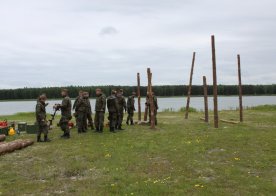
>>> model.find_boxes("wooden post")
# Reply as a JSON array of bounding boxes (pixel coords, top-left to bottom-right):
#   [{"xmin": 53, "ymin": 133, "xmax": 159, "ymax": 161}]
[
  {"xmin": 203, "ymin": 76, "xmax": 209, "ymax": 123},
  {"xmin": 237, "ymin": 54, "xmax": 243, "ymax": 122},
  {"xmin": 185, "ymin": 52, "xmax": 196, "ymax": 119},
  {"xmin": 211, "ymin": 35, "xmax": 219, "ymax": 128},
  {"xmin": 147, "ymin": 68, "xmax": 155, "ymax": 129},
  {"xmin": 144, "ymin": 75, "xmax": 149, "ymax": 121},
  {"xmin": 137, "ymin": 73, "xmax": 141, "ymax": 121}
]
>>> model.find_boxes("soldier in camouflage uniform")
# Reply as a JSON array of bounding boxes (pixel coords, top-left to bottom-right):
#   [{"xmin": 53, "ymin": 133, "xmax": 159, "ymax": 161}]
[
  {"xmin": 55, "ymin": 89, "xmax": 72, "ymax": 139},
  {"xmin": 146, "ymin": 92, "xmax": 159, "ymax": 125},
  {"xmin": 83, "ymin": 92, "xmax": 94, "ymax": 130},
  {"xmin": 116, "ymin": 89, "xmax": 126, "ymax": 130},
  {"xmin": 107, "ymin": 90, "xmax": 119, "ymax": 133},
  {"xmin": 35, "ymin": 94, "xmax": 51, "ymax": 142},
  {"xmin": 94, "ymin": 88, "xmax": 106, "ymax": 133},
  {"xmin": 73, "ymin": 90, "xmax": 83, "ymax": 128},
  {"xmin": 74, "ymin": 92, "xmax": 87, "ymax": 133},
  {"xmin": 126, "ymin": 92, "xmax": 136, "ymax": 125}
]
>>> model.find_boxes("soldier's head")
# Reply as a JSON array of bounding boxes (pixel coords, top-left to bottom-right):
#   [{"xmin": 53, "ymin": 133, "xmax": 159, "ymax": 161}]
[
  {"xmin": 119, "ymin": 89, "xmax": 124, "ymax": 95},
  {"xmin": 39, "ymin": 94, "xmax": 47, "ymax": 103},
  {"xmin": 96, "ymin": 88, "xmax": 102, "ymax": 96},
  {"xmin": 111, "ymin": 90, "xmax": 116, "ymax": 95},
  {"xmin": 132, "ymin": 92, "xmax": 136, "ymax": 97},
  {"xmin": 83, "ymin": 92, "xmax": 89, "ymax": 98},
  {"xmin": 61, "ymin": 89, "xmax": 68, "ymax": 97},
  {"xmin": 79, "ymin": 90, "xmax": 83, "ymax": 97}
]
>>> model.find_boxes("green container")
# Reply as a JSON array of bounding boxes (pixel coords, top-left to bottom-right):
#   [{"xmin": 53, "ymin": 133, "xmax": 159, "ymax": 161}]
[
  {"xmin": 26, "ymin": 124, "xmax": 39, "ymax": 134},
  {"xmin": 18, "ymin": 122, "xmax": 27, "ymax": 133},
  {"xmin": 0, "ymin": 126, "xmax": 9, "ymax": 135}
]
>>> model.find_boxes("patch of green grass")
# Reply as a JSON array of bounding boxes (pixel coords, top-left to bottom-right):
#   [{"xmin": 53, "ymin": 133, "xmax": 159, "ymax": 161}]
[{"xmin": 0, "ymin": 106, "xmax": 276, "ymax": 195}]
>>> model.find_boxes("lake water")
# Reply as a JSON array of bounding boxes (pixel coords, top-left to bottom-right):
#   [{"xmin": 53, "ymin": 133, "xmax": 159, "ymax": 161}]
[{"xmin": 0, "ymin": 96, "xmax": 275, "ymax": 116}]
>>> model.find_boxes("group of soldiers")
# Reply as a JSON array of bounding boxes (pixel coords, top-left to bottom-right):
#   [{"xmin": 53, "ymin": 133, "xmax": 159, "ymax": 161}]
[{"xmin": 35, "ymin": 88, "xmax": 158, "ymax": 142}]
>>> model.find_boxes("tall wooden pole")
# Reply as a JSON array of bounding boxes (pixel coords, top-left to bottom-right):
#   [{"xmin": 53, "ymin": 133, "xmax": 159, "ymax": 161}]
[
  {"xmin": 147, "ymin": 68, "xmax": 155, "ymax": 129},
  {"xmin": 211, "ymin": 35, "xmax": 219, "ymax": 128},
  {"xmin": 203, "ymin": 76, "xmax": 209, "ymax": 123},
  {"xmin": 185, "ymin": 52, "xmax": 196, "ymax": 119},
  {"xmin": 237, "ymin": 54, "xmax": 243, "ymax": 122},
  {"xmin": 144, "ymin": 74, "xmax": 149, "ymax": 121},
  {"xmin": 137, "ymin": 73, "xmax": 141, "ymax": 121}
]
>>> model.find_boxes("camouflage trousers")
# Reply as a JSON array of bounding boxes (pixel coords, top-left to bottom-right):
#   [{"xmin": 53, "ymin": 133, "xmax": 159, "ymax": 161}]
[
  {"xmin": 85, "ymin": 113, "xmax": 94, "ymax": 130},
  {"xmin": 59, "ymin": 116, "xmax": 70, "ymax": 135},
  {"xmin": 108, "ymin": 112, "xmax": 117, "ymax": 129},
  {"xmin": 117, "ymin": 111, "xmax": 124, "ymax": 127},
  {"xmin": 77, "ymin": 112, "xmax": 87, "ymax": 133},
  {"xmin": 127, "ymin": 109, "xmax": 134, "ymax": 124},
  {"xmin": 37, "ymin": 124, "xmax": 48, "ymax": 137},
  {"xmin": 94, "ymin": 111, "xmax": 105, "ymax": 129}
]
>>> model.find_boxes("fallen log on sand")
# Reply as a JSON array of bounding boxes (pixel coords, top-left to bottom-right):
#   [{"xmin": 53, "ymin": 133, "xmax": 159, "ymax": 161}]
[
  {"xmin": 0, "ymin": 134, "xmax": 6, "ymax": 142},
  {"xmin": 0, "ymin": 139, "xmax": 34, "ymax": 155}
]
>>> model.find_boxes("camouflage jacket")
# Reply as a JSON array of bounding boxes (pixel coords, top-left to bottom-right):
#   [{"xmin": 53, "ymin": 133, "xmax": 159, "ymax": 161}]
[
  {"xmin": 36, "ymin": 101, "xmax": 47, "ymax": 125},
  {"xmin": 127, "ymin": 96, "xmax": 135, "ymax": 110},
  {"xmin": 75, "ymin": 97, "xmax": 87, "ymax": 113},
  {"xmin": 73, "ymin": 96, "xmax": 81, "ymax": 111},
  {"xmin": 95, "ymin": 94, "xmax": 106, "ymax": 112},
  {"xmin": 146, "ymin": 95, "xmax": 158, "ymax": 110},
  {"xmin": 117, "ymin": 94, "xmax": 126, "ymax": 112},
  {"xmin": 60, "ymin": 96, "xmax": 72, "ymax": 117},
  {"xmin": 107, "ymin": 95, "xmax": 119, "ymax": 113},
  {"xmin": 85, "ymin": 98, "xmax": 92, "ymax": 114}
]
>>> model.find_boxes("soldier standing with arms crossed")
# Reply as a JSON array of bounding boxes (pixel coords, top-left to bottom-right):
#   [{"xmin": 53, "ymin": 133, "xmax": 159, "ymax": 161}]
[
  {"xmin": 94, "ymin": 88, "xmax": 106, "ymax": 133},
  {"xmin": 126, "ymin": 92, "xmax": 136, "ymax": 125},
  {"xmin": 54, "ymin": 89, "xmax": 72, "ymax": 139},
  {"xmin": 36, "ymin": 94, "xmax": 51, "ymax": 142},
  {"xmin": 116, "ymin": 89, "xmax": 126, "ymax": 130},
  {"xmin": 107, "ymin": 90, "xmax": 119, "ymax": 133}
]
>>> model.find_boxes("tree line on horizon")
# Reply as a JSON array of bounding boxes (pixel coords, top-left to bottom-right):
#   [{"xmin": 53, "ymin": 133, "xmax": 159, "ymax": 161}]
[{"xmin": 0, "ymin": 84, "xmax": 275, "ymax": 100}]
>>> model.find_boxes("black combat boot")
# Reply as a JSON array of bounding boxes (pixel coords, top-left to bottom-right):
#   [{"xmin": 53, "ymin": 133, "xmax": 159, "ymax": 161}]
[
  {"xmin": 37, "ymin": 135, "xmax": 42, "ymax": 142},
  {"xmin": 118, "ymin": 125, "xmax": 124, "ymax": 130},
  {"xmin": 60, "ymin": 132, "xmax": 66, "ymax": 138},
  {"xmin": 110, "ymin": 127, "xmax": 116, "ymax": 133},
  {"xmin": 65, "ymin": 132, "xmax": 70, "ymax": 139},
  {"xmin": 99, "ymin": 127, "xmax": 103, "ymax": 133},
  {"xmin": 130, "ymin": 120, "xmax": 134, "ymax": 125},
  {"xmin": 44, "ymin": 135, "xmax": 51, "ymax": 142}
]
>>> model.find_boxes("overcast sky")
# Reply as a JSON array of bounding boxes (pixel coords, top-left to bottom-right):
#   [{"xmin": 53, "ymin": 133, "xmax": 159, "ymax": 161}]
[{"xmin": 0, "ymin": 0, "xmax": 275, "ymax": 89}]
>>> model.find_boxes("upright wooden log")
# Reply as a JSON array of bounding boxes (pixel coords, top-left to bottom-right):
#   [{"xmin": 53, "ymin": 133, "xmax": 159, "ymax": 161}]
[
  {"xmin": 147, "ymin": 68, "xmax": 155, "ymax": 129},
  {"xmin": 185, "ymin": 52, "xmax": 196, "ymax": 119},
  {"xmin": 203, "ymin": 76, "xmax": 209, "ymax": 123},
  {"xmin": 237, "ymin": 54, "xmax": 243, "ymax": 122},
  {"xmin": 137, "ymin": 73, "xmax": 142, "ymax": 121},
  {"xmin": 211, "ymin": 35, "xmax": 219, "ymax": 128},
  {"xmin": 144, "ymin": 80, "xmax": 149, "ymax": 122}
]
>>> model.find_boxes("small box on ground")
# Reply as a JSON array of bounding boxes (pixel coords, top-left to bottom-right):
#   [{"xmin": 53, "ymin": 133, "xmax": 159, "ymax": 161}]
[
  {"xmin": 0, "ymin": 126, "xmax": 9, "ymax": 135},
  {"xmin": 18, "ymin": 122, "xmax": 27, "ymax": 133},
  {"xmin": 26, "ymin": 124, "xmax": 39, "ymax": 134}
]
